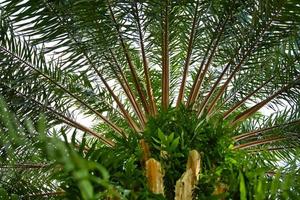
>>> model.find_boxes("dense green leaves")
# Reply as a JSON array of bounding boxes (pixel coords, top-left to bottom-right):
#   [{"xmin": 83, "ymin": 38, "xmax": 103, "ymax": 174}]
[{"xmin": 0, "ymin": 0, "xmax": 300, "ymax": 199}]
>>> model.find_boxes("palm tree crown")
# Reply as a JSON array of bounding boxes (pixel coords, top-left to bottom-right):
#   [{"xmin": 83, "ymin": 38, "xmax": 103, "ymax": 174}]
[{"xmin": 0, "ymin": 0, "xmax": 299, "ymax": 199}]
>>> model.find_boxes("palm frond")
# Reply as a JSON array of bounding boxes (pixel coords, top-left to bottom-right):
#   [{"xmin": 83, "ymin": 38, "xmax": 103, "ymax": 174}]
[{"xmin": 1, "ymin": 0, "xmax": 300, "ymax": 198}]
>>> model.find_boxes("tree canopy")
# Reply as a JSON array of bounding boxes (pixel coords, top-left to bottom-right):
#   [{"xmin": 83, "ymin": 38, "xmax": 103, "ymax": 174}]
[{"xmin": 0, "ymin": 0, "xmax": 299, "ymax": 199}]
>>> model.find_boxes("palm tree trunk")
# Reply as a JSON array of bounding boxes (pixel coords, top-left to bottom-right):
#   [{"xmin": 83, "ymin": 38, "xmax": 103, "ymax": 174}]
[
  {"xmin": 175, "ymin": 150, "xmax": 201, "ymax": 200},
  {"xmin": 145, "ymin": 158, "xmax": 165, "ymax": 195}
]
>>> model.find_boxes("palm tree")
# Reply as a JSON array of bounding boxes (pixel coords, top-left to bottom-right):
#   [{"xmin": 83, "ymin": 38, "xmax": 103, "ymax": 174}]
[{"xmin": 0, "ymin": 0, "xmax": 299, "ymax": 199}]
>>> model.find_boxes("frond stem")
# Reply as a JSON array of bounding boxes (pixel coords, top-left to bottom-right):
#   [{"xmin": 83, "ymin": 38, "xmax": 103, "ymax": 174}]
[
  {"xmin": 0, "ymin": 43, "xmax": 124, "ymax": 139},
  {"xmin": 223, "ymin": 76, "xmax": 274, "ymax": 119},
  {"xmin": 187, "ymin": 16, "xmax": 229, "ymax": 106},
  {"xmin": 206, "ymin": 21, "xmax": 273, "ymax": 115},
  {"xmin": 107, "ymin": 50, "xmax": 146, "ymax": 127},
  {"xmin": 234, "ymin": 136, "xmax": 286, "ymax": 149},
  {"xmin": 133, "ymin": 1, "xmax": 157, "ymax": 115},
  {"xmin": 5, "ymin": 85, "xmax": 116, "ymax": 146},
  {"xmin": 108, "ymin": 4, "xmax": 150, "ymax": 114},
  {"xmin": 232, "ymin": 76, "xmax": 300, "ymax": 125},
  {"xmin": 233, "ymin": 119, "xmax": 300, "ymax": 142},
  {"xmin": 161, "ymin": 0, "xmax": 170, "ymax": 110},
  {"xmin": 176, "ymin": 0, "xmax": 200, "ymax": 106}
]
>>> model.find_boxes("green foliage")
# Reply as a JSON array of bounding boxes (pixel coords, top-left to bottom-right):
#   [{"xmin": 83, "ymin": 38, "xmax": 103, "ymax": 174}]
[
  {"xmin": 0, "ymin": 98, "xmax": 114, "ymax": 199},
  {"xmin": 1, "ymin": 95, "xmax": 300, "ymax": 199},
  {"xmin": 141, "ymin": 106, "xmax": 232, "ymax": 198},
  {"xmin": 0, "ymin": 0, "xmax": 300, "ymax": 199},
  {"xmin": 145, "ymin": 105, "xmax": 234, "ymax": 164},
  {"xmin": 0, "ymin": 96, "xmax": 164, "ymax": 199},
  {"xmin": 45, "ymin": 134, "xmax": 113, "ymax": 200}
]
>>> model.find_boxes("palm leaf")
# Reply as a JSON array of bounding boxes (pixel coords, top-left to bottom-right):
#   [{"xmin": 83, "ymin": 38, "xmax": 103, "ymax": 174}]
[{"xmin": 1, "ymin": 0, "xmax": 300, "ymax": 199}]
